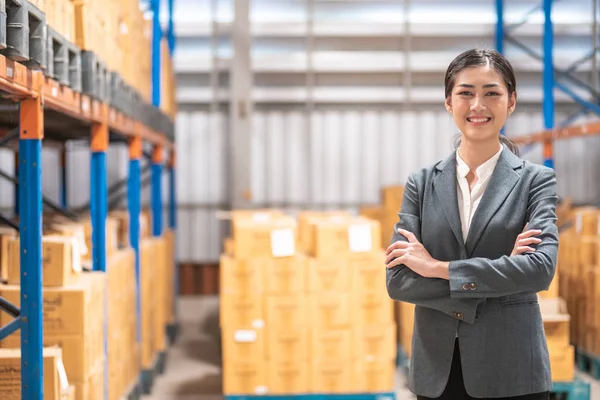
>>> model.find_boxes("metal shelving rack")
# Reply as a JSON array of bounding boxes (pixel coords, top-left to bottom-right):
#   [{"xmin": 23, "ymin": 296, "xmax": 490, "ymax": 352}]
[{"xmin": 0, "ymin": 0, "xmax": 178, "ymax": 398}]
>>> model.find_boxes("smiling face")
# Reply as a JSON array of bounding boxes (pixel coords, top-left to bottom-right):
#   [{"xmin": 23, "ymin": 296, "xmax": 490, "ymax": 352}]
[{"xmin": 445, "ymin": 65, "xmax": 516, "ymax": 145}]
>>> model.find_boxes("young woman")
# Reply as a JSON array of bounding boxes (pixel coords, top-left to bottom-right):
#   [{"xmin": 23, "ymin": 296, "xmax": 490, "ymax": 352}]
[{"xmin": 385, "ymin": 49, "xmax": 558, "ymax": 400}]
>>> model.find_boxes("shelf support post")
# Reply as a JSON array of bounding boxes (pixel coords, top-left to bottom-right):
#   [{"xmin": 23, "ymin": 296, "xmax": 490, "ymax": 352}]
[
  {"xmin": 151, "ymin": 143, "xmax": 163, "ymax": 237},
  {"xmin": 496, "ymin": 0, "xmax": 504, "ymax": 55},
  {"xmin": 60, "ymin": 146, "xmax": 67, "ymax": 209},
  {"xmin": 152, "ymin": 0, "xmax": 162, "ymax": 107},
  {"xmin": 128, "ymin": 130, "xmax": 142, "ymax": 356},
  {"xmin": 90, "ymin": 103, "xmax": 108, "ymax": 400},
  {"xmin": 543, "ymin": 0, "xmax": 555, "ymax": 169},
  {"xmin": 168, "ymin": 149, "xmax": 178, "ymax": 334},
  {"xmin": 19, "ymin": 75, "xmax": 44, "ymax": 400}
]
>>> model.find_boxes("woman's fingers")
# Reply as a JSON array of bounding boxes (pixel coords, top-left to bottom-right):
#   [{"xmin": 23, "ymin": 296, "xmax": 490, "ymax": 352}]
[
  {"xmin": 515, "ymin": 246, "xmax": 536, "ymax": 254},
  {"xmin": 518, "ymin": 229, "xmax": 542, "ymax": 240},
  {"xmin": 385, "ymin": 248, "xmax": 408, "ymax": 265},
  {"xmin": 518, "ymin": 237, "xmax": 542, "ymax": 246},
  {"xmin": 385, "ymin": 240, "xmax": 409, "ymax": 256}
]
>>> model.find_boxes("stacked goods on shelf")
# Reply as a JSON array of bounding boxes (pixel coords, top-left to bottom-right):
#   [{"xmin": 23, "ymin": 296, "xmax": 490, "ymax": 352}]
[
  {"xmin": 45, "ymin": 0, "xmax": 76, "ymax": 41},
  {"xmin": 558, "ymin": 206, "xmax": 600, "ymax": 354},
  {"xmin": 539, "ymin": 297, "xmax": 574, "ymax": 382},
  {"xmin": 0, "ymin": 347, "xmax": 76, "ymax": 399},
  {"xmin": 106, "ymin": 248, "xmax": 138, "ymax": 400},
  {"xmin": 160, "ymin": 37, "xmax": 176, "ymax": 119},
  {"xmin": 0, "ymin": 227, "xmax": 17, "ymax": 281},
  {"xmin": 0, "ymin": 230, "xmax": 106, "ymax": 400},
  {"xmin": 139, "ymin": 238, "xmax": 157, "ymax": 372},
  {"xmin": 164, "ymin": 228, "xmax": 176, "ymax": 325},
  {"xmin": 220, "ymin": 210, "xmax": 396, "ymax": 395},
  {"xmin": 73, "ymin": 0, "xmax": 108, "ymax": 59}
]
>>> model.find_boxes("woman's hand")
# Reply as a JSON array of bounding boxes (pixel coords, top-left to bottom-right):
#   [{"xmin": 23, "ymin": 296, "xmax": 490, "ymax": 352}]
[
  {"xmin": 511, "ymin": 228, "xmax": 542, "ymax": 256},
  {"xmin": 385, "ymin": 228, "xmax": 447, "ymax": 279}
]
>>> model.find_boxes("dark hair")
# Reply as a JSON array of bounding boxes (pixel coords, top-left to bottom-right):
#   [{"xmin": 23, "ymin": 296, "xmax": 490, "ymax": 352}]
[{"xmin": 445, "ymin": 49, "xmax": 520, "ymax": 156}]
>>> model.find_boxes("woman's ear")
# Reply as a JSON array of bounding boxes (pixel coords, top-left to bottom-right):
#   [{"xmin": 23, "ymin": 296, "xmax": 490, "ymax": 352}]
[
  {"xmin": 445, "ymin": 97, "xmax": 452, "ymax": 113},
  {"xmin": 508, "ymin": 91, "xmax": 517, "ymax": 115}
]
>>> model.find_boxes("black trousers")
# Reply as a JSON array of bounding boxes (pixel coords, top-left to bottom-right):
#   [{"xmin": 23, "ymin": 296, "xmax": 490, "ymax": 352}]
[{"xmin": 417, "ymin": 340, "xmax": 549, "ymax": 400}]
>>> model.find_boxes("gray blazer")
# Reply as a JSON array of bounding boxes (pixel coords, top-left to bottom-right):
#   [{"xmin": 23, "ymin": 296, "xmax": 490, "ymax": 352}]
[{"xmin": 386, "ymin": 147, "xmax": 558, "ymax": 398}]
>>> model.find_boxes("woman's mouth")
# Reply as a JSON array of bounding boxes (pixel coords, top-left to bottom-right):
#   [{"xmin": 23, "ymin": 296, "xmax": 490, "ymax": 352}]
[{"xmin": 466, "ymin": 117, "xmax": 492, "ymax": 125}]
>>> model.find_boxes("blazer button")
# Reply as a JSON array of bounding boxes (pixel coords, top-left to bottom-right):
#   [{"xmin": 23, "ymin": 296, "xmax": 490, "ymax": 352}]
[
  {"xmin": 456, "ymin": 312, "xmax": 464, "ymax": 320},
  {"xmin": 462, "ymin": 283, "xmax": 470, "ymax": 291},
  {"xmin": 470, "ymin": 283, "xmax": 477, "ymax": 290}
]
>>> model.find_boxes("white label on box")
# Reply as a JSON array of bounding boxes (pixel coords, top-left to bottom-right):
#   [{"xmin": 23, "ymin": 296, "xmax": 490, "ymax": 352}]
[
  {"xmin": 252, "ymin": 212, "xmax": 270, "ymax": 222},
  {"xmin": 6, "ymin": 67, "xmax": 13, "ymax": 78},
  {"xmin": 255, "ymin": 386, "xmax": 269, "ymax": 395},
  {"xmin": 328, "ymin": 215, "xmax": 346, "ymax": 224},
  {"xmin": 348, "ymin": 224, "xmax": 373, "ymax": 253},
  {"xmin": 51, "ymin": 87, "xmax": 58, "ymax": 97},
  {"xmin": 576, "ymin": 214, "xmax": 582, "ymax": 233},
  {"xmin": 252, "ymin": 319, "xmax": 264, "ymax": 329},
  {"xmin": 234, "ymin": 329, "xmax": 257, "ymax": 343},
  {"xmin": 76, "ymin": 227, "xmax": 88, "ymax": 256},
  {"xmin": 57, "ymin": 357, "xmax": 70, "ymax": 390},
  {"xmin": 271, "ymin": 229, "xmax": 295, "ymax": 257}
]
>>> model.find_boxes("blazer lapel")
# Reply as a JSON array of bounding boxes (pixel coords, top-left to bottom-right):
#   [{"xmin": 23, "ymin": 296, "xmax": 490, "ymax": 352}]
[
  {"xmin": 433, "ymin": 153, "xmax": 465, "ymax": 249},
  {"xmin": 465, "ymin": 148, "xmax": 522, "ymax": 256}
]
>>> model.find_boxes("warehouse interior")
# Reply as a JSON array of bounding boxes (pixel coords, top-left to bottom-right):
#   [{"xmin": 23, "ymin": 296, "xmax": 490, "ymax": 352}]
[{"xmin": 0, "ymin": 0, "xmax": 600, "ymax": 399}]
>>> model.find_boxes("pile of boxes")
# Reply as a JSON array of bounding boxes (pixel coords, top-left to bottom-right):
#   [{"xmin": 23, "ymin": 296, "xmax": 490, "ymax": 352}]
[{"xmin": 220, "ymin": 209, "xmax": 396, "ymax": 395}]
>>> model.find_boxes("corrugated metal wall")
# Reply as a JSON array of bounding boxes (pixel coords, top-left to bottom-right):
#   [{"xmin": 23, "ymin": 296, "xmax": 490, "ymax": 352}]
[{"xmin": 173, "ymin": 107, "xmax": 600, "ymax": 263}]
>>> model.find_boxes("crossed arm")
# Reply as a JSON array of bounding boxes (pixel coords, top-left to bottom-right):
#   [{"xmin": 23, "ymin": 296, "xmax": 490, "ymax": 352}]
[{"xmin": 385, "ymin": 167, "xmax": 559, "ymax": 323}]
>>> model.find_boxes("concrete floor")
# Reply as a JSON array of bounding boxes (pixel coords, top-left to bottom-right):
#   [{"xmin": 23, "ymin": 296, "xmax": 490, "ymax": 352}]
[{"xmin": 144, "ymin": 296, "xmax": 600, "ymax": 400}]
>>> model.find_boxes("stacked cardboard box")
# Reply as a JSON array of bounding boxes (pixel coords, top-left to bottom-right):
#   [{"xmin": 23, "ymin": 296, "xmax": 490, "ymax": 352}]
[
  {"xmin": 539, "ymin": 297, "xmax": 574, "ymax": 381},
  {"xmin": 0, "ymin": 272, "xmax": 106, "ymax": 400},
  {"xmin": 0, "ymin": 347, "xmax": 75, "ymax": 399},
  {"xmin": 220, "ymin": 211, "xmax": 396, "ymax": 395},
  {"xmin": 45, "ymin": 0, "xmax": 76, "ymax": 42}
]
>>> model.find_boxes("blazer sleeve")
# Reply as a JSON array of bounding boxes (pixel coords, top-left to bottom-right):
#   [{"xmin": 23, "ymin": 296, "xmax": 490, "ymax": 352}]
[
  {"xmin": 448, "ymin": 166, "xmax": 558, "ymax": 299},
  {"xmin": 386, "ymin": 172, "xmax": 479, "ymax": 323}
]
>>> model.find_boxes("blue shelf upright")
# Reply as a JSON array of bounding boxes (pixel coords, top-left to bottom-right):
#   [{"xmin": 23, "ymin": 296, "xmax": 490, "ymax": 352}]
[{"xmin": 90, "ymin": 104, "xmax": 109, "ymax": 400}]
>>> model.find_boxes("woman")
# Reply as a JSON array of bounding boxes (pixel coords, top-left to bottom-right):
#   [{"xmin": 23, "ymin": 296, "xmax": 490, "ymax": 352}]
[{"xmin": 385, "ymin": 48, "xmax": 558, "ymax": 400}]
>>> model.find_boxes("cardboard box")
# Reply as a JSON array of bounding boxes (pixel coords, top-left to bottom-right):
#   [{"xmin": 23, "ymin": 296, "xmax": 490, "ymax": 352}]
[
  {"xmin": 381, "ymin": 185, "xmax": 405, "ymax": 212},
  {"xmin": 265, "ymin": 294, "xmax": 307, "ymax": 328},
  {"xmin": 353, "ymin": 323, "xmax": 397, "ymax": 361},
  {"xmin": 349, "ymin": 251, "xmax": 386, "ymax": 293},
  {"xmin": 353, "ymin": 290, "xmax": 394, "ymax": 325},
  {"xmin": 0, "ymin": 274, "xmax": 103, "ymax": 336},
  {"xmin": 8, "ymin": 236, "xmax": 82, "ymax": 287},
  {"xmin": 266, "ymin": 328, "xmax": 309, "ymax": 362},
  {"xmin": 549, "ymin": 345, "xmax": 575, "ymax": 382},
  {"xmin": 308, "ymin": 217, "xmax": 381, "ymax": 259},
  {"xmin": 220, "ymin": 293, "xmax": 264, "ymax": 329},
  {"xmin": 311, "ymin": 360, "xmax": 351, "ymax": 394},
  {"xmin": 0, "ymin": 347, "xmax": 70, "ymax": 400},
  {"xmin": 222, "ymin": 328, "xmax": 265, "ymax": 363},
  {"xmin": 312, "ymin": 328, "xmax": 352, "ymax": 360},
  {"xmin": 267, "ymin": 361, "xmax": 309, "ymax": 394},
  {"xmin": 297, "ymin": 211, "xmax": 351, "ymax": 254},
  {"xmin": 310, "ymin": 292, "xmax": 350, "ymax": 329},
  {"xmin": 353, "ymin": 359, "xmax": 395, "ymax": 392},
  {"xmin": 0, "ymin": 227, "xmax": 17, "ymax": 281},
  {"xmin": 233, "ymin": 216, "xmax": 297, "ymax": 259},
  {"xmin": 73, "ymin": 358, "xmax": 104, "ymax": 400},
  {"xmin": 220, "ymin": 255, "xmax": 263, "ymax": 295},
  {"xmin": 307, "ymin": 257, "xmax": 349, "ymax": 292},
  {"xmin": 222, "ymin": 360, "xmax": 267, "ymax": 395},
  {"xmin": 540, "ymin": 297, "xmax": 570, "ymax": 349},
  {"xmin": 260, "ymin": 256, "xmax": 306, "ymax": 295}
]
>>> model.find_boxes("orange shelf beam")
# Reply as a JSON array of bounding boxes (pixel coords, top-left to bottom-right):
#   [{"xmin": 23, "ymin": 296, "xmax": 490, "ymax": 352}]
[{"xmin": 512, "ymin": 120, "xmax": 600, "ymax": 146}]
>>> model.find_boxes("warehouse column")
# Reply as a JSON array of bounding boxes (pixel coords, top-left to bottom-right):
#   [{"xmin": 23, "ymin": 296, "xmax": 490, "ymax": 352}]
[
  {"xmin": 60, "ymin": 146, "xmax": 67, "ymax": 209},
  {"xmin": 543, "ymin": 0, "xmax": 555, "ymax": 169},
  {"xmin": 19, "ymin": 79, "xmax": 44, "ymax": 400},
  {"xmin": 14, "ymin": 151, "xmax": 18, "ymax": 215},
  {"xmin": 128, "ymin": 132, "xmax": 142, "ymax": 355},
  {"xmin": 495, "ymin": 0, "xmax": 504, "ymax": 55},
  {"xmin": 229, "ymin": 0, "xmax": 253, "ymax": 209},
  {"xmin": 151, "ymin": 144, "xmax": 163, "ymax": 236},
  {"xmin": 152, "ymin": 0, "xmax": 162, "ymax": 107},
  {"xmin": 90, "ymin": 103, "xmax": 108, "ymax": 400}
]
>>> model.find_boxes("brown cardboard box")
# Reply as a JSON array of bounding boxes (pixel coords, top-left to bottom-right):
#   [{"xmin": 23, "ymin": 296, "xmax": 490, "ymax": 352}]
[
  {"xmin": 399, "ymin": 302, "xmax": 415, "ymax": 357},
  {"xmin": 353, "ymin": 323, "xmax": 397, "ymax": 361},
  {"xmin": 8, "ymin": 236, "xmax": 82, "ymax": 287},
  {"xmin": 549, "ymin": 345, "xmax": 575, "ymax": 382},
  {"xmin": 266, "ymin": 328, "xmax": 309, "ymax": 362},
  {"xmin": 260, "ymin": 256, "xmax": 306, "ymax": 295},
  {"xmin": 0, "ymin": 347, "xmax": 70, "ymax": 400},
  {"xmin": 224, "ymin": 237, "xmax": 234, "ymax": 257},
  {"xmin": 0, "ymin": 227, "xmax": 17, "ymax": 281},
  {"xmin": 233, "ymin": 216, "xmax": 297, "ymax": 259},
  {"xmin": 220, "ymin": 255, "xmax": 264, "ymax": 295},
  {"xmin": 311, "ymin": 360, "xmax": 351, "ymax": 393},
  {"xmin": 307, "ymin": 257, "xmax": 349, "ymax": 292},
  {"xmin": 222, "ymin": 359, "xmax": 267, "ymax": 395},
  {"xmin": 311, "ymin": 328, "xmax": 352, "ymax": 360},
  {"xmin": 220, "ymin": 293, "xmax": 263, "ymax": 329},
  {"xmin": 353, "ymin": 359, "xmax": 395, "ymax": 392},
  {"xmin": 540, "ymin": 297, "xmax": 570, "ymax": 349},
  {"xmin": 73, "ymin": 358, "xmax": 104, "ymax": 400},
  {"xmin": 297, "ymin": 211, "xmax": 351, "ymax": 254},
  {"xmin": 265, "ymin": 294, "xmax": 307, "ymax": 328},
  {"xmin": 267, "ymin": 361, "xmax": 309, "ymax": 394},
  {"xmin": 308, "ymin": 217, "xmax": 381, "ymax": 259},
  {"xmin": 222, "ymin": 328, "xmax": 265, "ymax": 363},
  {"xmin": 0, "ymin": 277, "xmax": 98, "ymax": 336},
  {"xmin": 310, "ymin": 292, "xmax": 350, "ymax": 329},
  {"xmin": 382, "ymin": 185, "xmax": 405, "ymax": 212},
  {"xmin": 353, "ymin": 290, "xmax": 394, "ymax": 325},
  {"xmin": 349, "ymin": 251, "xmax": 386, "ymax": 293}
]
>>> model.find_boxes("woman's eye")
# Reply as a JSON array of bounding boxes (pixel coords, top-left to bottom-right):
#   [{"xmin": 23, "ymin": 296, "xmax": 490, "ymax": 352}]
[
  {"xmin": 458, "ymin": 91, "xmax": 472, "ymax": 96},
  {"xmin": 486, "ymin": 92, "xmax": 500, "ymax": 96}
]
